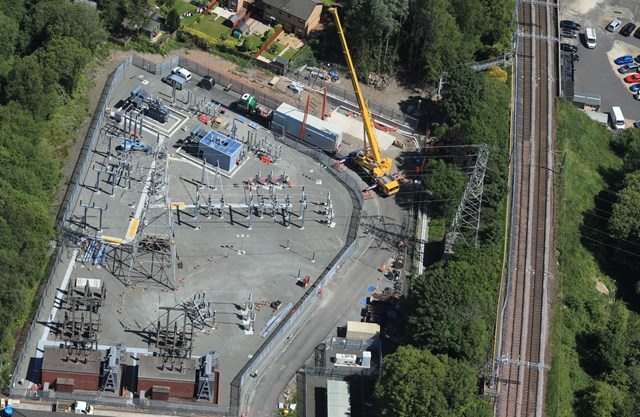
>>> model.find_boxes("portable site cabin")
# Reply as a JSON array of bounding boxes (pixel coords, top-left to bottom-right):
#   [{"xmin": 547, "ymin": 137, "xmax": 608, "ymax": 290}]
[
  {"xmin": 198, "ymin": 130, "xmax": 244, "ymax": 172},
  {"xmin": 164, "ymin": 73, "xmax": 187, "ymax": 90},
  {"xmin": 272, "ymin": 102, "xmax": 343, "ymax": 153}
]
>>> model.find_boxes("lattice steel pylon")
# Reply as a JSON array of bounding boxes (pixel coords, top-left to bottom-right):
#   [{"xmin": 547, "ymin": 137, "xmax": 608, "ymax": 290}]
[
  {"xmin": 127, "ymin": 143, "xmax": 176, "ymax": 289},
  {"xmin": 444, "ymin": 144, "xmax": 490, "ymax": 254}
]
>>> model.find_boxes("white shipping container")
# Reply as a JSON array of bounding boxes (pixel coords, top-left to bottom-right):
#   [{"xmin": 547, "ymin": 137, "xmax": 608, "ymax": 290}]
[{"xmin": 272, "ymin": 103, "xmax": 343, "ymax": 152}]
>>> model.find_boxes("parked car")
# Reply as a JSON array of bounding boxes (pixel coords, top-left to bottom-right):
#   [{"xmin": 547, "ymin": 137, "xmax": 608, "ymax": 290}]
[
  {"xmin": 635, "ymin": 55, "xmax": 640, "ymax": 63},
  {"xmin": 287, "ymin": 82, "xmax": 303, "ymax": 93},
  {"xmin": 620, "ymin": 22, "xmax": 637, "ymax": 37},
  {"xmin": 572, "ymin": 53, "xmax": 580, "ymax": 62},
  {"xmin": 171, "ymin": 66, "xmax": 192, "ymax": 82},
  {"xmin": 607, "ymin": 18, "xmax": 622, "ymax": 32},
  {"xmin": 562, "ymin": 29, "xmax": 578, "ymax": 38},
  {"xmin": 560, "ymin": 43, "xmax": 578, "ymax": 53},
  {"xmin": 618, "ymin": 63, "xmax": 639, "ymax": 74},
  {"xmin": 561, "ymin": 20, "xmax": 581, "ymax": 31},
  {"xmin": 630, "ymin": 83, "xmax": 640, "ymax": 92},
  {"xmin": 615, "ymin": 55, "xmax": 634, "ymax": 65},
  {"xmin": 634, "ymin": 27, "xmax": 640, "ymax": 39},
  {"xmin": 634, "ymin": 120, "xmax": 640, "ymax": 128},
  {"xmin": 635, "ymin": 92, "xmax": 640, "ymax": 101},
  {"xmin": 624, "ymin": 73, "xmax": 640, "ymax": 83}
]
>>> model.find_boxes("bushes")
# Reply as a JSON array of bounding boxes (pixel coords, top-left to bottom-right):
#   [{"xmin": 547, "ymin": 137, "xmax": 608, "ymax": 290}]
[
  {"xmin": 0, "ymin": 0, "xmax": 100, "ymax": 390},
  {"xmin": 241, "ymin": 34, "xmax": 262, "ymax": 52}
]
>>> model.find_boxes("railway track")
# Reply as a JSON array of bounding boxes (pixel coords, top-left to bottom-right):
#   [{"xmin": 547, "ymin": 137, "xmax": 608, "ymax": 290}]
[{"xmin": 497, "ymin": 0, "xmax": 556, "ymax": 415}]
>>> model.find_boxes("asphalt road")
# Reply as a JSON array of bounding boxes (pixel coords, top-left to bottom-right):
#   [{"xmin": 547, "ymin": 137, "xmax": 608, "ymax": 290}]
[
  {"xmin": 242, "ymin": 197, "xmax": 405, "ymax": 417},
  {"xmin": 563, "ymin": 0, "xmax": 640, "ymax": 120}
]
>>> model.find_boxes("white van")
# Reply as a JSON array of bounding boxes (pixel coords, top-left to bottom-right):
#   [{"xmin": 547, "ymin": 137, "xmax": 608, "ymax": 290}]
[
  {"xmin": 171, "ymin": 66, "xmax": 192, "ymax": 82},
  {"xmin": 585, "ymin": 28, "xmax": 596, "ymax": 48},
  {"xmin": 610, "ymin": 106, "xmax": 625, "ymax": 129}
]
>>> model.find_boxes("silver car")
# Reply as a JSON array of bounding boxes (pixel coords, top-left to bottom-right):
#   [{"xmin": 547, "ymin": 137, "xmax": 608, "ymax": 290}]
[
  {"xmin": 618, "ymin": 63, "xmax": 639, "ymax": 74},
  {"xmin": 607, "ymin": 18, "xmax": 622, "ymax": 32}
]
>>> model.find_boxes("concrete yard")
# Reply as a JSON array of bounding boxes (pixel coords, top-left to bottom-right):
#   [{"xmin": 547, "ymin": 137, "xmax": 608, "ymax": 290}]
[{"xmin": 15, "ymin": 64, "xmax": 355, "ymax": 408}]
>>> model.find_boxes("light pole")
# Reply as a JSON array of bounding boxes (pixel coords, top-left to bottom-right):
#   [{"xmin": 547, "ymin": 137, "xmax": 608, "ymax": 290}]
[
  {"xmin": 417, "ymin": 99, "xmax": 422, "ymax": 116},
  {"xmin": 236, "ymin": 234, "xmax": 249, "ymax": 255}
]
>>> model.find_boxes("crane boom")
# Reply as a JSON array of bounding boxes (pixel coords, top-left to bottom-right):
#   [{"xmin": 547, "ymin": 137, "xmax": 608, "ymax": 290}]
[
  {"xmin": 329, "ymin": 7, "xmax": 399, "ymax": 196},
  {"xmin": 330, "ymin": 7, "xmax": 382, "ymax": 164}
]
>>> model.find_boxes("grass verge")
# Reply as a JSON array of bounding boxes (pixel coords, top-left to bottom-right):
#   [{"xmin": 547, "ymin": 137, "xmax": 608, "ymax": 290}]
[
  {"xmin": 546, "ymin": 99, "xmax": 621, "ymax": 416},
  {"xmin": 190, "ymin": 15, "xmax": 230, "ymax": 39},
  {"xmin": 261, "ymin": 41, "xmax": 285, "ymax": 61}
]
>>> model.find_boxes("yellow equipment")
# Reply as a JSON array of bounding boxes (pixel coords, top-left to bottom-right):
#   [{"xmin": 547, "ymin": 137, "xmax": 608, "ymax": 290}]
[{"xmin": 330, "ymin": 7, "xmax": 400, "ymax": 196}]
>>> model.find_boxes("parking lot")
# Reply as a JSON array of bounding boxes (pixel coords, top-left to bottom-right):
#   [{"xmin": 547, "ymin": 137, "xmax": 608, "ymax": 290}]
[{"xmin": 561, "ymin": 0, "xmax": 640, "ymax": 126}]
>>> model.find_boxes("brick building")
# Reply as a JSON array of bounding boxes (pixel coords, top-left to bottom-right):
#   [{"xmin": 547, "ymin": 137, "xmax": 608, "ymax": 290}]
[
  {"xmin": 41, "ymin": 346, "xmax": 102, "ymax": 391},
  {"xmin": 137, "ymin": 355, "xmax": 197, "ymax": 400},
  {"xmin": 259, "ymin": 0, "xmax": 323, "ymax": 36}
]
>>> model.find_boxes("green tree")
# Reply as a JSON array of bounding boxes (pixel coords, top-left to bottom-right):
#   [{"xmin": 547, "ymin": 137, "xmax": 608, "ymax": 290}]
[
  {"xmin": 30, "ymin": 0, "xmax": 107, "ymax": 51},
  {"xmin": 222, "ymin": 38, "xmax": 237, "ymax": 49},
  {"xmin": 123, "ymin": 0, "xmax": 152, "ymax": 33},
  {"xmin": 0, "ymin": 11, "xmax": 19, "ymax": 66},
  {"xmin": 408, "ymin": 247, "xmax": 500, "ymax": 363},
  {"xmin": 593, "ymin": 302, "xmax": 630, "ymax": 376},
  {"xmin": 37, "ymin": 36, "xmax": 91, "ymax": 96},
  {"xmin": 343, "ymin": 0, "xmax": 409, "ymax": 75},
  {"xmin": 166, "ymin": 8, "xmax": 181, "ymax": 33},
  {"xmin": 3, "ymin": 54, "xmax": 56, "ymax": 118},
  {"xmin": 579, "ymin": 381, "xmax": 628, "ymax": 417},
  {"xmin": 374, "ymin": 346, "xmax": 491, "ymax": 417},
  {"xmin": 242, "ymin": 35, "xmax": 262, "ymax": 52},
  {"xmin": 97, "ymin": 0, "xmax": 126, "ymax": 32},
  {"xmin": 424, "ymin": 158, "xmax": 468, "ymax": 218},
  {"xmin": 609, "ymin": 170, "xmax": 640, "ymax": 242},
  {"xmin": 404, "ymin": 0, "xmax": 463, "ymax": 81},
  {"xmin": 441, "ymin": 63, "xmax": 485, "ymax": 125}
]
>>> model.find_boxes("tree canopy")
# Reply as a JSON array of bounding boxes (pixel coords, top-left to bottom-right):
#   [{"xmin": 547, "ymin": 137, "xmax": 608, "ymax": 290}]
[
  {"xmin": 0, "ymin": 0, "xmax": 103, "ymax": 389},
  {"xmin": 374, "ymin": 346, "xmax": 492, "ymax": 417},
  {"xmin": 332, "ymin": 0, "xmax": 512, "ymax": 81}
]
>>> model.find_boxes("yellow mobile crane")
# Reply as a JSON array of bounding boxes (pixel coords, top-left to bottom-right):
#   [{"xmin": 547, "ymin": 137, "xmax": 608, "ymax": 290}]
[{"xmin": 330, "ymin": 7, "xmax": 400, "ymax": 196}]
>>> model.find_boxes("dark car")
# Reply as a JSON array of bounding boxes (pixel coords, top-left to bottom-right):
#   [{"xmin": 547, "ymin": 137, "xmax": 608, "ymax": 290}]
[
  {"xmin": 560, "ymin": 43, "xmax": 578, "ymax": 53},
  {"xmin": 620, "ymin": 22, "xmax": 636, "ymax": 37},
  {"xmin": 561, "ymin": 20, "xmax": 581, "ymax": 31},
  {"xmin": 635, "ymin": 27, "xmax": 640, "ymax": 39},
  {"xmin": 562, "ymin": 29, "xmax": 578, "ymax": 38}
]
